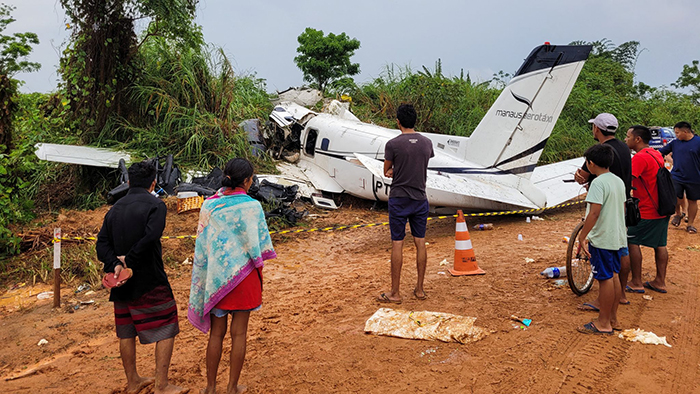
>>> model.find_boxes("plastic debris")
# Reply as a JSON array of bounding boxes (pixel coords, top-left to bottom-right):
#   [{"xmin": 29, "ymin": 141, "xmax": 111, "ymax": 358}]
[
  {"xmin": 562, "ymin": 236, "xmax": 570, "ymax": 243},
  {"xmin": 75, "ymin": 283, "xmax": 90, "ymax": 294},
  {"xmin": 643, "ymin": 295, "xmax": 653, "ymax": 301},
  {"xmin": 36, "ymin": 291, "xmax": 53, "ymax": 300},
  {"xmin": 531, "ymin": 216, "xmax": 544, "ymax": 221},
  {"xmin": 439, "ymin": 259, "xmax": 449, "ymax": 266},
  {"xmin": 524, "ymin": 258, "xmax": 535, "ymax": 263},
  {"xmin": 510, "ymin": 315, "xmax": 532, "ymax": 327},
  {"xmin": 618, "ymin": 329, "xmax": 672, "ymax": 347},
  {"xmin": 526, "ymin": 217, "xmax": 531, "ymax": 223},
  {"xmin": 80, "ymin": 300, "xmax": 95, "ymax": 305},
  {"xmin": 37, "ymin": 339, "xmax": 48, "ymax": 346},
  {"xmin": 517, "ymin": 234, "xmax": 524, "ymax": 241},
  {"xmin": 181, "ymin": 257, "xmax": 192, "ymax": 265}
]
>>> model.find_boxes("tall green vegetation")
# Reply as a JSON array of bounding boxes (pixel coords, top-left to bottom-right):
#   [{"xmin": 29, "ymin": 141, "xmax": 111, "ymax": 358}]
[
  {"xmin": 294, "ymin": 27, "xmax": 360, "ymax": 93},
  {"xmin": 101, "ymin": 37, "xmax": 272, "ymax": 170},
  {"xmin": 58, "ymin": 0, "xmax": 200, "ymax": 142},
  {"xmin": 0, "ymin": 3, "xmax": 40, "ymax": 256},
  {"xmin": 674, "ymin": 60, "xmax": 700, "ymax": 105}
]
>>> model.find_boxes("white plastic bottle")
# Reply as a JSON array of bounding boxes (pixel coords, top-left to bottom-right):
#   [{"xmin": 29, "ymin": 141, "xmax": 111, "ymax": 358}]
[{"xmin": 540, "ymin": 266, "xmax": 567, "ymax": 278}]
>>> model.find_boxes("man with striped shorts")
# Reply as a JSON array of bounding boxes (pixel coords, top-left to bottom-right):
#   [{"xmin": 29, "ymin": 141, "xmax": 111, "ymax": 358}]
[{"xmin": 97, "ymin": 161, "xmax": 186, "ymax": 394}]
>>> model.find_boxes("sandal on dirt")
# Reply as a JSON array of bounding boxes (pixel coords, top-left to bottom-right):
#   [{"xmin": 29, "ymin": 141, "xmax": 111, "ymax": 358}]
[
  {"xmin": 413, "ymin": 289, "xmax": 427, "ymax": 300},
  {"xmin": 671, "ymin": 214, "xmax": 683, "ymax": 227},
  {"xmin": 577, "ymin": 321, "xmax": 613, "ymax": 335},
  {"xmin": 687, "ymin": 225, "xmax": 697, "ymax": 234},
  {"xmin": 643, "ymin": 281, "xmax": 668, "ymax": 294},
  {"xmin": 625, "ymin": 285, "xmax": 645, "ymax": 294},
  {"xmin": 377, "ymin": 292, "xmax": 402, "ymax": 304},
  {"xmin": 577, "ymin": 303, "xmax": 599, "ymax": 312}
]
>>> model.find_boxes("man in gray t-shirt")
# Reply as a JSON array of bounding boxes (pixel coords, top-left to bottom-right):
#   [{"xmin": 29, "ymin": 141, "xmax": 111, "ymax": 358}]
[{"xmin": 377, "ymin": 104, "xmax": 434, "ymax": 304}]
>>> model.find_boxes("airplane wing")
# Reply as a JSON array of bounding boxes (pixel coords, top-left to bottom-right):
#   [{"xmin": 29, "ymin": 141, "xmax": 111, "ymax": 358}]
[
  {"xmin": 531, "ymin": 157, "xmax": 586, "ymax": 206},
  {"xmin": 354, "ymin": 153, "xmax": 539, "ymax": 209},
  {"xmin": 34, "ymin": 143, "xmax": 131, "ymax": 168}
]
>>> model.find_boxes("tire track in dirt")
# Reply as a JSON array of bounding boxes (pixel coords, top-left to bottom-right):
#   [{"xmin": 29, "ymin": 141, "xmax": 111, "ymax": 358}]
[
  {"xmin": 523, "ymin": 300, "xmax": 645, "ymax": 393},
  {"xmin": 667, "ymin": 256, "xmax": 700, "ymax": 394}
]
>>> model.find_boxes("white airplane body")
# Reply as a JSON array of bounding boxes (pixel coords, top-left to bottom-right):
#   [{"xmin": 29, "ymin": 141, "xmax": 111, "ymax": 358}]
[{"xmin": 270, "ymin": 44, "xmax": 592, "ymax": 211}]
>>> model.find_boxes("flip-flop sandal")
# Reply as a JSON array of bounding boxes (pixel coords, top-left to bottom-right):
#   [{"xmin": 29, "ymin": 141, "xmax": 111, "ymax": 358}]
[
  {"xmin": 687, "ymin": 225, "xmax": 697, "ymax": 234},
  {"xmin": 376, "ymin": 292, "xmax": 402, "ymax": 304},
  {"xmin": 625, "ymin": 285, "xmax": 645, "ymax": 293},
  {"xmin": 577, "ymin": 321, "xmax": 613, "ymax": 335},
  {"xmin": 619, "ymin": 300, "xmax": 631, "ymax": 305},
  {"xmin": 671, "ymin": 214, "xmax": 683, "ymax": 227},
  {"xmin": 413, "ymin": 289, "xmax": 428, "ymax": 300},
  {"xmin": 577, "ymin": 302, "xmax": 599, "ymax": 312},
  {"xmin": 643, "ymin": 281, "xmax": 668, "ymax": 294},
  {"xmin": 102, "ymin": 268, "xmax": 133, "ymax": 289}
]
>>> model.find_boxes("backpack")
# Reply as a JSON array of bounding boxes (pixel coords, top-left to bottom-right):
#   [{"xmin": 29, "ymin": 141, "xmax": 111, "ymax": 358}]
[{"xmin": 639, "ymin": 150, "xmax": 676, "ymax": 217}]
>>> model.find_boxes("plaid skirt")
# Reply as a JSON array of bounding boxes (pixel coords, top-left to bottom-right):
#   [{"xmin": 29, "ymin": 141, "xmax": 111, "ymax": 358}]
[{"xmin": 114, "ymin": 285, "xmax": 179, "ymax": 344}]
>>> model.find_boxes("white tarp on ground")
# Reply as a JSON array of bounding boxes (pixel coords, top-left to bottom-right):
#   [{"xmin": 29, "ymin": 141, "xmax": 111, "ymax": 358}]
[
  {"xmin": 364, "ymin": 308, "xmax": 488, "ymax": 344},
  {"xmin": 619, "ymin": 329, "xmax": 672, "ymax": 347},
  {"xmin": 34, "ymin": 143, "xmax": 131, "ymax": 168}
]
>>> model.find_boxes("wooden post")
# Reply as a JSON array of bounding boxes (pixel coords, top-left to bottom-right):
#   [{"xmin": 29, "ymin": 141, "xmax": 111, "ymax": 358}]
[{"xmin": 53, "ymin": 228, "xmax": 61, "ymax": 308}]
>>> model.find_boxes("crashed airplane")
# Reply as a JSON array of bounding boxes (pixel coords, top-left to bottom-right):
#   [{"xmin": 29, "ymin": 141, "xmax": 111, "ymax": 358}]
[{"xmin": 267, "ymin": 43, "xmax": 593, "ymax": 211}]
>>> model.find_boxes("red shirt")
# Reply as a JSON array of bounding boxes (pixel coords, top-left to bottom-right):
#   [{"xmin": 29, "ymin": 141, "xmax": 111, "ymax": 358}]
[{"xmin": 631, "ymin": 148, "xmax": 665, "ymax": 220}]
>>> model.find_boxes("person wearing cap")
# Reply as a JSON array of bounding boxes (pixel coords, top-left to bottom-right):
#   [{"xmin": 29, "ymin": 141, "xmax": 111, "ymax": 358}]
[
  {"xmin": 575, "ymin": 113, "xmax": 634, "ymax": 309},
  {"xmin": 659, "ymin": 121, "xmax": 700, "ymax": 234}
]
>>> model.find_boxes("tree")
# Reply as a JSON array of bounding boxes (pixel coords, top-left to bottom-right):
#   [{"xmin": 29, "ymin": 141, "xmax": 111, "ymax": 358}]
[
  {"xmin": 294, "ymin": 27, "xmax": 360, "ymax": 93},
  {"xmin": 59, "ymin": 0, "xmax": 200, "ymax": 141},
  {"xmin": 673, "ymin": 60, "xmax": 700, "ymax": 104},
  {"xmin": 0, "ymin": 3, "xmax": 40, "ymax": 153}
]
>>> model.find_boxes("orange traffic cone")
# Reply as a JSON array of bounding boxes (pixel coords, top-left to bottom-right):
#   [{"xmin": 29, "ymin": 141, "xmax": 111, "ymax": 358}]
[{"xmin": 449, "ymin": 210, "xmax": 485, "ymax": 276}]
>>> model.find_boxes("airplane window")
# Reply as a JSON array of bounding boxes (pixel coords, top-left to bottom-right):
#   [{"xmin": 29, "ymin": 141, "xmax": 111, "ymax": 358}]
[
  {"xmin": 321, "ymin": 138, "xmax": 329, "ymax": 151},
  {"xmin": 305, "ymin": 129, "xmax": 318, "ymax": 156}
]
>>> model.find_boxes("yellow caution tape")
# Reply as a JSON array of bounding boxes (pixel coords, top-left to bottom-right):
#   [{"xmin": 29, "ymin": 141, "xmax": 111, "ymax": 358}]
[{"xmin": 52, "ymin": 200, "xmax": 584, "ymax": 242}]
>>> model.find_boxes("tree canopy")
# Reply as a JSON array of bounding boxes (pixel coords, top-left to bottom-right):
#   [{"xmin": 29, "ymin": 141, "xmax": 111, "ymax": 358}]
[
  {"xmin": 673, "ymin": 60, "xmax": 700, "ymax": 105},
  {"xmin": 0, "ymin": 3, "xmax": 40, "ymax": 77},
  {"xmin": 294, "ymin": 27, "xmax": 360, "ymax": 93}
]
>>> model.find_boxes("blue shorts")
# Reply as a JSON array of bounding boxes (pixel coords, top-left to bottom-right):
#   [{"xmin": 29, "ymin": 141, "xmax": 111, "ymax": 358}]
[
  {"xmin": 388, "ymin": 197, "xmax": 429, "ymax": 241},
  {"xmin": 673, "ymin": 180, "xmax": 700, "ymax": 201},
  {"xmin": 589, "ymin": 245, "xmax": 624, "ymax": 281}
]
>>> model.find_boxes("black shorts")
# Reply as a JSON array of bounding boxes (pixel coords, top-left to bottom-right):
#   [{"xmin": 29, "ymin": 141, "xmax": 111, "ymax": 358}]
[
  {"xmin": 673, "ymin": 180, "xmax": 700, "ymax": 201},
  {"xmin": 388, "ymin": 197, "xmax": 429, "ymax": 241}
]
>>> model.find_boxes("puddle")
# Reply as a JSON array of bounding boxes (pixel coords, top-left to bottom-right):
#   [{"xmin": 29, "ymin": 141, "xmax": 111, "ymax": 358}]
[{"xmin": 0, "ymin": 284, "xmax": 56, "ymax": 310}]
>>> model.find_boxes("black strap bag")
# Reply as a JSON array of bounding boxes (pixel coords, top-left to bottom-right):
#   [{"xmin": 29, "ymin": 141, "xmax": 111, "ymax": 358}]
[{"xmin": 639, "ymin": 150, "xmax": 676, "ymax": 217}]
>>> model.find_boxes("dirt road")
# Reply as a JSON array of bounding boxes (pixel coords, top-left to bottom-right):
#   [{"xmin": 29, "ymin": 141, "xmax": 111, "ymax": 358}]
[{"xmin": 1, "ymin": 202, "xmax": 699, "ymax": 393}]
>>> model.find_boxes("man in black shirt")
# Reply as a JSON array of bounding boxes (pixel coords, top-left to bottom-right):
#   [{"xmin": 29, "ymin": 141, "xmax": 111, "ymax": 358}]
[
  {"xmin": 97, "ymin": 161, "xmax": 186, "ymax": 394},
  {"xmin": 574, "ymin": 113, "xmax": 634, "ymax": 311}
]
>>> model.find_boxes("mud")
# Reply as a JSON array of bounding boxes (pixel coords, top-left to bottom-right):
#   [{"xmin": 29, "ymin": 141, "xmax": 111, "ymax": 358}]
[{"xmin": 2, "ymin": 202, "xmax": 699, "ymax": 393}]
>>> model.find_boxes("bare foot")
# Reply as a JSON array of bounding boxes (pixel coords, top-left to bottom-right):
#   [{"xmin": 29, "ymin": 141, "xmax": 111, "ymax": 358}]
[
  {"xmin": 226, "ymin": 385, "xmax": 246, "ymax": 394},
  {"xmin": 155, "ymin": 384, "xmax": 190, "ymax": 394},
  {"xmin": 200, "ymin": 388, "xmax": 216, "ymax": 394},
  {"xmin": 127, "ymin": 377, "xmax": 154, "ymax": 394}
]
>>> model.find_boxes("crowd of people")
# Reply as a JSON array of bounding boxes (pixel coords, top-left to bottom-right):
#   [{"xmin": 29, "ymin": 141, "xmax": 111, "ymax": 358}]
[
  {"xmin": 573, "ymin": 114, "xmax": 700, "ymax": 335},
  {"xmin": 93, "ymin": 106, "xmax": 700, "ymax": 393}
]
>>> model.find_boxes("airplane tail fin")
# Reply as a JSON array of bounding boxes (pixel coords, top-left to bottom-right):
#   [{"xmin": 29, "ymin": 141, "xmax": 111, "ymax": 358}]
[{"xmin": 464, "ymin": 44, "xmax": 592, "ymax": 180}]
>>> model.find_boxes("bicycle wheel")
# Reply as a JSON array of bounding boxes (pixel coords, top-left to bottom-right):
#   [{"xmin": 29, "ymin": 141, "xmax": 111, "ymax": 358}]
[{"xmin": 566, "ymin": 220, "xmax": 594, "ymax": 296}]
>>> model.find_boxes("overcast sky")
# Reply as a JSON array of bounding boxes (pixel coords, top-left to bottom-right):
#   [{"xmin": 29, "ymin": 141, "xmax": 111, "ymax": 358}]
[{"xmin": 4, "ymin": 0, "xmax": 700, "ymax": 94}]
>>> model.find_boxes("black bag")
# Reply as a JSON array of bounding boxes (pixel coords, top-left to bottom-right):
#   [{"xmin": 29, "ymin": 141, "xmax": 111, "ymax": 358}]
[
  {"xmin": 625, "ymin": 196, "xmax": 641, "ymax": 227},
  {"xmin": 639, "ymin": 150, "xmax": 676, "ymax": 217}
]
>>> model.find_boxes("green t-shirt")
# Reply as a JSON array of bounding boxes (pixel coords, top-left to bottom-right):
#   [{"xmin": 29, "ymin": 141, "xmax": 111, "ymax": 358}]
[{"xmin": 585, "ymin": 172, "xmax": 627, "ymax": 250}]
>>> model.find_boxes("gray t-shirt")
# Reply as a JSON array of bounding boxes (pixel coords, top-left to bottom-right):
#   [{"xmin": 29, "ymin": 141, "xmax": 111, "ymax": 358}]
[{"xmin": 385, "ymin": 132, "xmax": 434, "ymax": 200}]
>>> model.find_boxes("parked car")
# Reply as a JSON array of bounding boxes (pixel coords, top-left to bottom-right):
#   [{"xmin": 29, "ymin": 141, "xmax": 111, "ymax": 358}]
[{"xmin": 649, "ymin": 126, "xmax": 676, "ymax": 149}]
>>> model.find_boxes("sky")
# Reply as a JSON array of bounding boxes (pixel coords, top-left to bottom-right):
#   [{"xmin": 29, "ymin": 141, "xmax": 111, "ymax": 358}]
[{"xmin": 4, "ymin": 0, "xmax": 700, "ymax": 94}]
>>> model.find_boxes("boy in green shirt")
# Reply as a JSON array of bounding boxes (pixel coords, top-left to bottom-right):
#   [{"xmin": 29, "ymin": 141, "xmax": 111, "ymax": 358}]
[{"xmin": 577, "ymin": 144, "xmax": 627, "ymax": 334}]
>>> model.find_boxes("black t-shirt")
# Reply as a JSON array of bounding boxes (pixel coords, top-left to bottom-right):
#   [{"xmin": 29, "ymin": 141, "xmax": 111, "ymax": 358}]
[
  {"xmin": 582, "ymin": 138, "xmax": 632, "ymax": 198},
  {"xmin": 96, "ymin": 188, "xmax": 171, "ymax": 302},
  {"xmin": 384, "ymin": 132, "xmax": 435, "ymax": 200}
]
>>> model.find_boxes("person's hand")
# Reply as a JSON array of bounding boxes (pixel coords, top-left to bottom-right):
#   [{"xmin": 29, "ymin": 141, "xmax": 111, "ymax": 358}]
[
  {"xmin": 114, "ymin": 256, "xmax": 128, "ymax": 287},
  {"xmin": 574, "ymin": 169, "xmax": 589, "ymax": 185},
  {"xmin": 385, "ymin": 168, "xmax": 394, "ymax": 178},
  {"xmin": 577, "ymin": 236, "xmax": 591, "ymax": 258}
]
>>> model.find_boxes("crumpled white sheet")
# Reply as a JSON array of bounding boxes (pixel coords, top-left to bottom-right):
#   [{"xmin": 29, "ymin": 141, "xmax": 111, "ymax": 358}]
[
  {"xmin": 618, "ymin": 328, "xmax": 672, "ymax": 347},
  {"xmin": 364, "ymin": 308, "xmax": 488, "ymax": 344}
]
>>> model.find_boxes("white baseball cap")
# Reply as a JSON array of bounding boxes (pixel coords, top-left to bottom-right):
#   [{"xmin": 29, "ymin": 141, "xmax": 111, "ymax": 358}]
[{"xmin": 588, "ymin": 113, "xmax": 618, "ymax": 134}]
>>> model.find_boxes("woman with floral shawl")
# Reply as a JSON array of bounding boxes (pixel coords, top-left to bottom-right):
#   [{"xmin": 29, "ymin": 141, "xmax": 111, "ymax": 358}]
[{"xmin": 188, "ymin": 158, "xmax": 276, "ymax": 394}]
